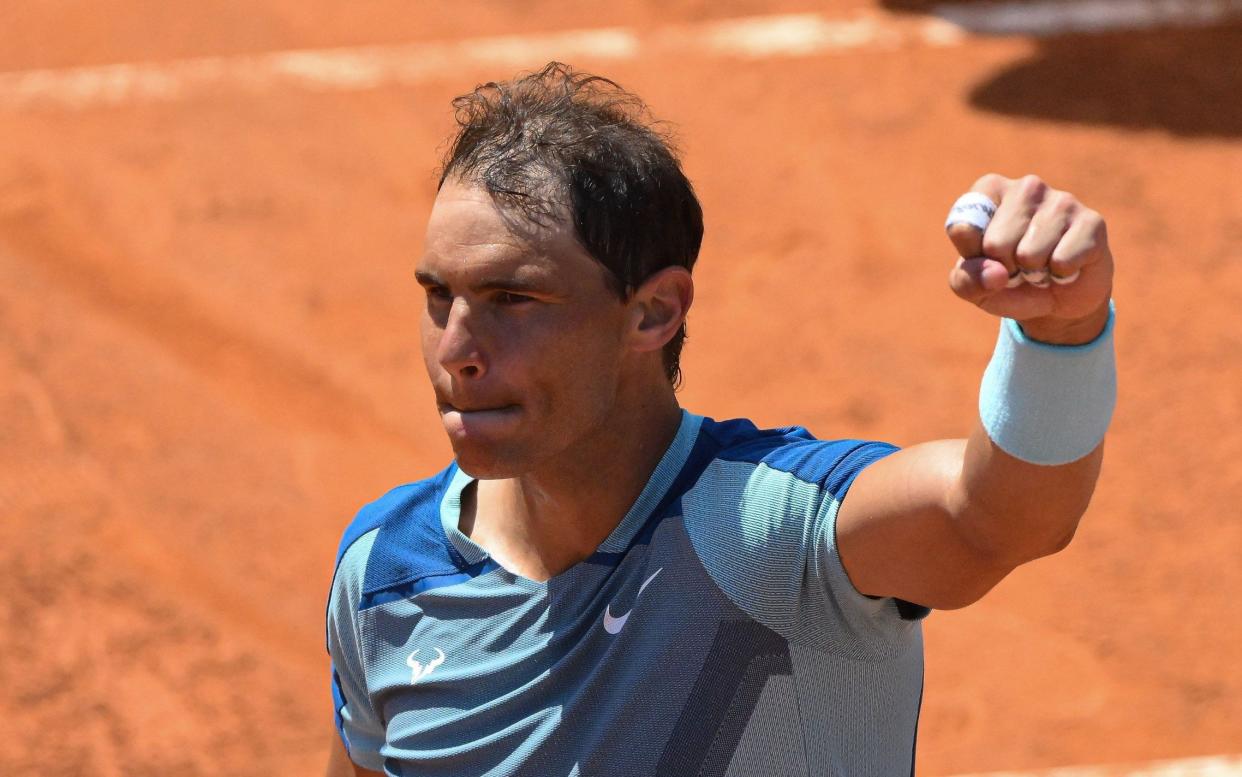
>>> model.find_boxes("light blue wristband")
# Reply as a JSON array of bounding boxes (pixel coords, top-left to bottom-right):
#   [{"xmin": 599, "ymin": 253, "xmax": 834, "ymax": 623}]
[{"xmin": 978, "ymin": 300, "xmax": 1117, "ymax": 466}]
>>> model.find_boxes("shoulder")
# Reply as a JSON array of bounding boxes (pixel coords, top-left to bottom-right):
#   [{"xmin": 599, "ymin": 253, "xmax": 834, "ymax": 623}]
[
  {"xmin": 330, "ymin": 464, "xmax": 466, "ymax": 610},
  {"xmin": 695, "ymin": 416, "xmax": 899, "ymax": 499},
  {"xmin": 679, "ymin": 417, "xmax": 913, "ymax": 651},
  {"xmin": 334, "ymin": 465, "xmax": 457, "ymax": 568}
]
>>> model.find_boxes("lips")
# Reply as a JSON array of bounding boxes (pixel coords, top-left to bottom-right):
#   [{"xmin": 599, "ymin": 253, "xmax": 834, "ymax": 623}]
[
  {"xmin": 437, "ymin": 400, "xmax": 521, "ymax": 437},
  {"xmin": 437, "ymin": 401, "xmax": 518, "ymax": 414}
]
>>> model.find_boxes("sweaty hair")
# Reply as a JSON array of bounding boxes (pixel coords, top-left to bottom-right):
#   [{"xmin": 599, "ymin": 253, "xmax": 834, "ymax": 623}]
[{"xmin": 438, "ymin": 62, "xmax": 704, "ymax": 388}]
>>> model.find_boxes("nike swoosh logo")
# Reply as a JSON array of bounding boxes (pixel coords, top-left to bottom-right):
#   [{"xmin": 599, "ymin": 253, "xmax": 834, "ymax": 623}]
[{"xmin": 603, "ymin": 567, "xmax": 663, "ymax": 635}]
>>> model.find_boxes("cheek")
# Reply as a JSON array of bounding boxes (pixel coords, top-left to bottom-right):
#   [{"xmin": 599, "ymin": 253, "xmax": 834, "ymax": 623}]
[
  {"xmin": 536, "ymin": 317, "xmax": 626, "ymax": 405},
  {"xmin": 418, "ymin": 316, "xmax": 440, "ymax": 375}
]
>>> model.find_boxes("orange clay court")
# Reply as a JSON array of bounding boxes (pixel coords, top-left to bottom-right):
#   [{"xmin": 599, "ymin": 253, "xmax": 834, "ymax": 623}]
[{"xmin": 0, "ymin": 2, "xmax": 1239, "ymax": 775}]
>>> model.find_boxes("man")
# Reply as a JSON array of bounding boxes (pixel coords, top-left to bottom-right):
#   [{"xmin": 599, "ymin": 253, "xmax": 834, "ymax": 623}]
[{"xmin": 326, "ymin": 63, "xmax": 1116, "ymax": 776}]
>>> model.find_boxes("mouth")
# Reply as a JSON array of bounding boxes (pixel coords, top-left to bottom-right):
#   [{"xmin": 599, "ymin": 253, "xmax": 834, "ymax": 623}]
[
  {"xmin": 437, "ymin": 402, "xmax": 521, "ymax": 436},
  {"xmin": 437, "ymin": 402, "xmax": 519, "ymax": 416}
]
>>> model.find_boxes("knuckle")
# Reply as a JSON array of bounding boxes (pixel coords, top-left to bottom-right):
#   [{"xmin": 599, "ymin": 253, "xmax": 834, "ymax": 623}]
[
  {"xmin": 1053, "ymin": 236, "xmax": 1094, "ymax": 263},
  {"xmin": 947, "ymin": 268, "xmax": 978, "ymax": 301},
  {"xmin": 981, "ymin": 234, "xmax": 1010, "ymax": 259},
  {"xmin": 1048, "ymin": 190, "xmax": 1078, "ymax": 214},
  {"xmin": 1078, "ymin": 209, "xmax": 1109, "ymax": 241},
  {"xmin": 1018, "ymin": 174, "xmax": 1047, "ymax": 199},
  {"xmin": 947, "ymin": 268, "xmax": 963, "ymax": 292},
  {"xmin": 1048, "ymin": 248, "xmax": 1078, "ymax": 265},
  {"xmin": 972, "ymin": 172, "xmax": 1005, "ymax": 191},
  {"xmin": 1014, "ymin": 244, "xmax": 1044, "ymax": 268}
]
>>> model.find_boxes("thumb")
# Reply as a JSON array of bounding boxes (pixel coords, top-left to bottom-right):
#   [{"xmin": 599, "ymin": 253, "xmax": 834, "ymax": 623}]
[{"xmin": 949, "ymin": 256, "xmax": 1011, "ymax": 304}]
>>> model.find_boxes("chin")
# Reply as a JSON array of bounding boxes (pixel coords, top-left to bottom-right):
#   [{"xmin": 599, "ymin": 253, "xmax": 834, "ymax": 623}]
[{"xmin": 449, "ymin": 440, "xmax": 534, "ymax": 480}]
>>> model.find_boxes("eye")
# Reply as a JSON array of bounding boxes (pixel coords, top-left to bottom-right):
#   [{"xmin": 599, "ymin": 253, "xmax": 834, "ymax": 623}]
[
  {"xmin": 496, "ymin": 291, "xmax": 535, "ymax": 306},
  {"xmin": 424, "ymin": 285, "xmax": 452, "ymax": 302}
]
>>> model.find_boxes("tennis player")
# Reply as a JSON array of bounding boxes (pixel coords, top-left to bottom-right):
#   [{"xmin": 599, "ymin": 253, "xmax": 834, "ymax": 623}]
[{"xmin": 325, "ymin": 63, "xmax": 1116, "ymax": 777}]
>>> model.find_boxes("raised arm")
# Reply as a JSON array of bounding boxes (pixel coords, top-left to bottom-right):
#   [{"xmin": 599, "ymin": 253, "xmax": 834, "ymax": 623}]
[{"xmin": 836, "ymin": 173, "xmax": 1116, "ymax": 610}]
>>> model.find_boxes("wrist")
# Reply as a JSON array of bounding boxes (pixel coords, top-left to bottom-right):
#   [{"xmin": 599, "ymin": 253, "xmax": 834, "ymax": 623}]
[
  {"xmin": 979, "ymin": 300, "xmax": 1117, "ymax": 466},
  {"xmin": 1016, "ymin": 300, "xmax": 1113, "ymax": 346}
]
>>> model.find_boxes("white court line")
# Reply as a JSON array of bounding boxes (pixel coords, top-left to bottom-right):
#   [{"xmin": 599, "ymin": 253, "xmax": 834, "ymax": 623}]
[
  {"xmin": 2, "ymin": 0, "xmax": 1242, "ymax": 110},
  {"xmin": 951, "ymin": 754, "xmax": 1242, "ymax": 777}
]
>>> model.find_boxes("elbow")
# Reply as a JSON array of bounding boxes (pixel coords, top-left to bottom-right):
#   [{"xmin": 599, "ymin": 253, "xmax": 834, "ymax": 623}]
[
  {"xmin": 937, "ymin": 509, "xmax": 1085, "ymax": 610},
  {"xmin": 1013, "ymin": 513, "xmax": 1083, "ymax": 564},
  {"xmin": 1047, "ymin": 522, "xmax": 1080, "ymax": 555},
  {"xmin": 931, "ymin": 534, "xmax": 1071, "ymax": 611},
  {"xmin": 927, "ymin": 576, "xmax": 1005, "ymax": 611},
  {"xmin": 965, "ymin": 499, "xmax": 1087, "ymax": 570}
]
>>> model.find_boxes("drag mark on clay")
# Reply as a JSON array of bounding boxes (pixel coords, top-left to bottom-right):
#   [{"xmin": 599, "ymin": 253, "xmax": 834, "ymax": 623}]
[
  {"xmin": 3, "ymin": 1, "xmax": 1242, "ymax": 110},
  {"xmin": 949, "ymin": 753, "xmax": 1242, "ymax": 777}
]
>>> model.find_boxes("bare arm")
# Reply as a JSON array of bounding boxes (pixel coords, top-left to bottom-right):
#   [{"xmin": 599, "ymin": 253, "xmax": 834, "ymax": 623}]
[
  {"xmin": 326, "ymin": 734, "xmax": 384, "ymax": 777},
  {"xmin": 838, "ymin": 422, "xmax": 1102, "ymax": 609},
  {"xmin": 837, "ymin": 173, "xmax": 1114, "ymax": 610}
]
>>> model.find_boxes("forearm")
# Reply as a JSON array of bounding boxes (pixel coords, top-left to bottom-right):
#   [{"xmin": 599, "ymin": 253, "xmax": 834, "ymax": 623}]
[
  {"xmin": 952, "ymin": 420, "xmax": 1103, "ymax": 566},
  {"xmin": 837, "ymin": 174, "xmax": 1119, "ymax": 610},
  {"xmin": 950, "ymin": 306, "xmax": 1115, "ymax": 565}
]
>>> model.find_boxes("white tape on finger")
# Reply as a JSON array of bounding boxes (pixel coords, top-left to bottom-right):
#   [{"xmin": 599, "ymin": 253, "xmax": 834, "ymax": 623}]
[
  {"xmin": 945, "ymin": 192, "xmax": 997, "ymax": 232},
  {"xmin": 1051, "ymin": 270, "xmax": 1081, "ymax": 285}
]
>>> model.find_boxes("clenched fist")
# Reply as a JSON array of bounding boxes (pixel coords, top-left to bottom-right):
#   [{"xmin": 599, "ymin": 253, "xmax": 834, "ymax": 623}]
[{"xmin": 946, "ymin": 174, "xmax": 1114, "ymax": 345}]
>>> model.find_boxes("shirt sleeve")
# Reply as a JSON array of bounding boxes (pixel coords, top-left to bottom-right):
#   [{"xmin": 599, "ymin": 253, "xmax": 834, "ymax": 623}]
[
  {"xmin": 327, "ymin": 530, "xmax": 387, "ymax": 771},
  {"xmin": 803, "ymin": 442, "xmax": 930, "ymax": 656},
  {"xmin": 683, "ymin": 438, "xmax": 924, "ymax": 660}
]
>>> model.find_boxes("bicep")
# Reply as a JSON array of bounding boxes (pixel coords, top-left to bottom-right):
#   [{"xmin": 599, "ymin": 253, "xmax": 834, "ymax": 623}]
[
  {"xmin": 327, "ymin": 733, "xmax": 385, "ymax": 777},
  {"xmin": 834, "ymin": 436, "xmax": 1012, "ymax": 610}
]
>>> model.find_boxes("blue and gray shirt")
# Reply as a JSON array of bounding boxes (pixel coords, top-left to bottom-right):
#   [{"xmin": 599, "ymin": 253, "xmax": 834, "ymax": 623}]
[{"xmin": 327, "ymin": 411, "xmax": 929, "ymax": 776}]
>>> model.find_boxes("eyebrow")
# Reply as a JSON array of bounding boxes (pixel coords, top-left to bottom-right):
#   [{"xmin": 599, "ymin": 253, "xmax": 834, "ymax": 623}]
[{"xmin": 414, "ymin": 270, "xmax": 550, "ymax": 295}]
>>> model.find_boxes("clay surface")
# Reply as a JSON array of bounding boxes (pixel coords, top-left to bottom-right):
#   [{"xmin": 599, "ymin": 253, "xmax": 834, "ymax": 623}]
[{"xmin": 1, "ymin": 3, "xmax": 1239, "ymax": 774}]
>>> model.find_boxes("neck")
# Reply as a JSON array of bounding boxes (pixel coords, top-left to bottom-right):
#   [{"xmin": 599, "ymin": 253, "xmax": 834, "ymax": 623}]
[{"xmin": 464, "ymin": 388, "xmax": 683, "ymax": 582}]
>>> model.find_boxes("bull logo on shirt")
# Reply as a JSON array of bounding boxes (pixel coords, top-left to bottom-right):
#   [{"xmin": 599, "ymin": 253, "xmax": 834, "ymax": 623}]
[{"xmin": 406, "ymin": 648, "xmax": 446, "ymax": 685}]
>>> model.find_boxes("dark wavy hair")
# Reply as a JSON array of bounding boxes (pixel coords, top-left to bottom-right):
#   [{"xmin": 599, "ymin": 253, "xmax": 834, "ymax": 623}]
[{"xmin": 438, "ymin": 62, "xmax": 704, "ymax": 388}]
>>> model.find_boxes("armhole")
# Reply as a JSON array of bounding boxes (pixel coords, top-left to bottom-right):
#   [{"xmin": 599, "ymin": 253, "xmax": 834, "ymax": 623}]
[{"xmin": 827, "ymin": 443, "xmax": 932, "ymax": 623}]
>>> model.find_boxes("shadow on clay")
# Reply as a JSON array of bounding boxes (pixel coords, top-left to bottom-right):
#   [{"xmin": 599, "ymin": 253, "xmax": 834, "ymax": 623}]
[{"xmin": 883, "ymin": 1, "xmax": 1242, "ymax": 137}]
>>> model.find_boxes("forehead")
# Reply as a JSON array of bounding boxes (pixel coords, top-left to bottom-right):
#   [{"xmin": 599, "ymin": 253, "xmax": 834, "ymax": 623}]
[{"xmin": 420, "ymin": 180, "xmax": 603, "ymax": 286}]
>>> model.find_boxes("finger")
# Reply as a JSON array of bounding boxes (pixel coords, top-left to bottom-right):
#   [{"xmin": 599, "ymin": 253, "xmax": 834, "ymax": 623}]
[
  {"xmin": 968, "ymin": 172, "xmax": 1010, "ymax": 204},
  {"xmin": 982, "ymin": 174, "xmax": 1048, "ymax": 276},
  {"xmin": 1049, "ymin": 207, "xmax": 1107, "ymax": 282},
  {"xmin": 948, "ymin": 256, "xmax": 1012, "ymax": 304},
  {"xmin": 944, "ymin": 192, "xmax": 995, "ymax": 260},
  {"xmin": 976, "ymin": 281, "xmax": 1057, "ymax": 322},
  {"xmin": 948, "ymin": 217, "xmax": 1023, "ymax": 288},
  {"xmin": 947, "ymin": 222, "xmax": 984, "ymax": 262},
  {"xmin": 945, "ymin": 173, "xmax": 1010, "ymax": 255},
  {"xmin": 945, "ymin": 175, "xmax": 1030, "ymax": 288},
  {"xmin": 1014, "ymin": 190, "xmax": 1077, "ymax": 287},
  {"xmin": 945, "ymin": 186, "xmax": 1027, "ymax": 287},
  {"xmin": 954, "ymin": 259, "xmax": 1060, "ymax": 321}
]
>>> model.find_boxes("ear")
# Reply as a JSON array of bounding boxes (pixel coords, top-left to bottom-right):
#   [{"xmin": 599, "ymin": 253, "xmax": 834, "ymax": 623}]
[{"xmin": 624, "ymin": 266, "xmax": 694, "ymax": 354}]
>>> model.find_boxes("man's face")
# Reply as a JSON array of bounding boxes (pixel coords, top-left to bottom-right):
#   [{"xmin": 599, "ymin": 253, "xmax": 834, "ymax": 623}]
[{"xmin": 417, "ymin": 180, "xmax": 631, "ymax": 478}]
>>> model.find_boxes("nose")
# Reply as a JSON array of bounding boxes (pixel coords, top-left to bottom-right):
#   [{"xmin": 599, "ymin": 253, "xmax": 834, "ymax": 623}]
[{"xmin": 436, "ymin": 298, "xmax": 486, "ymax": 380}]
